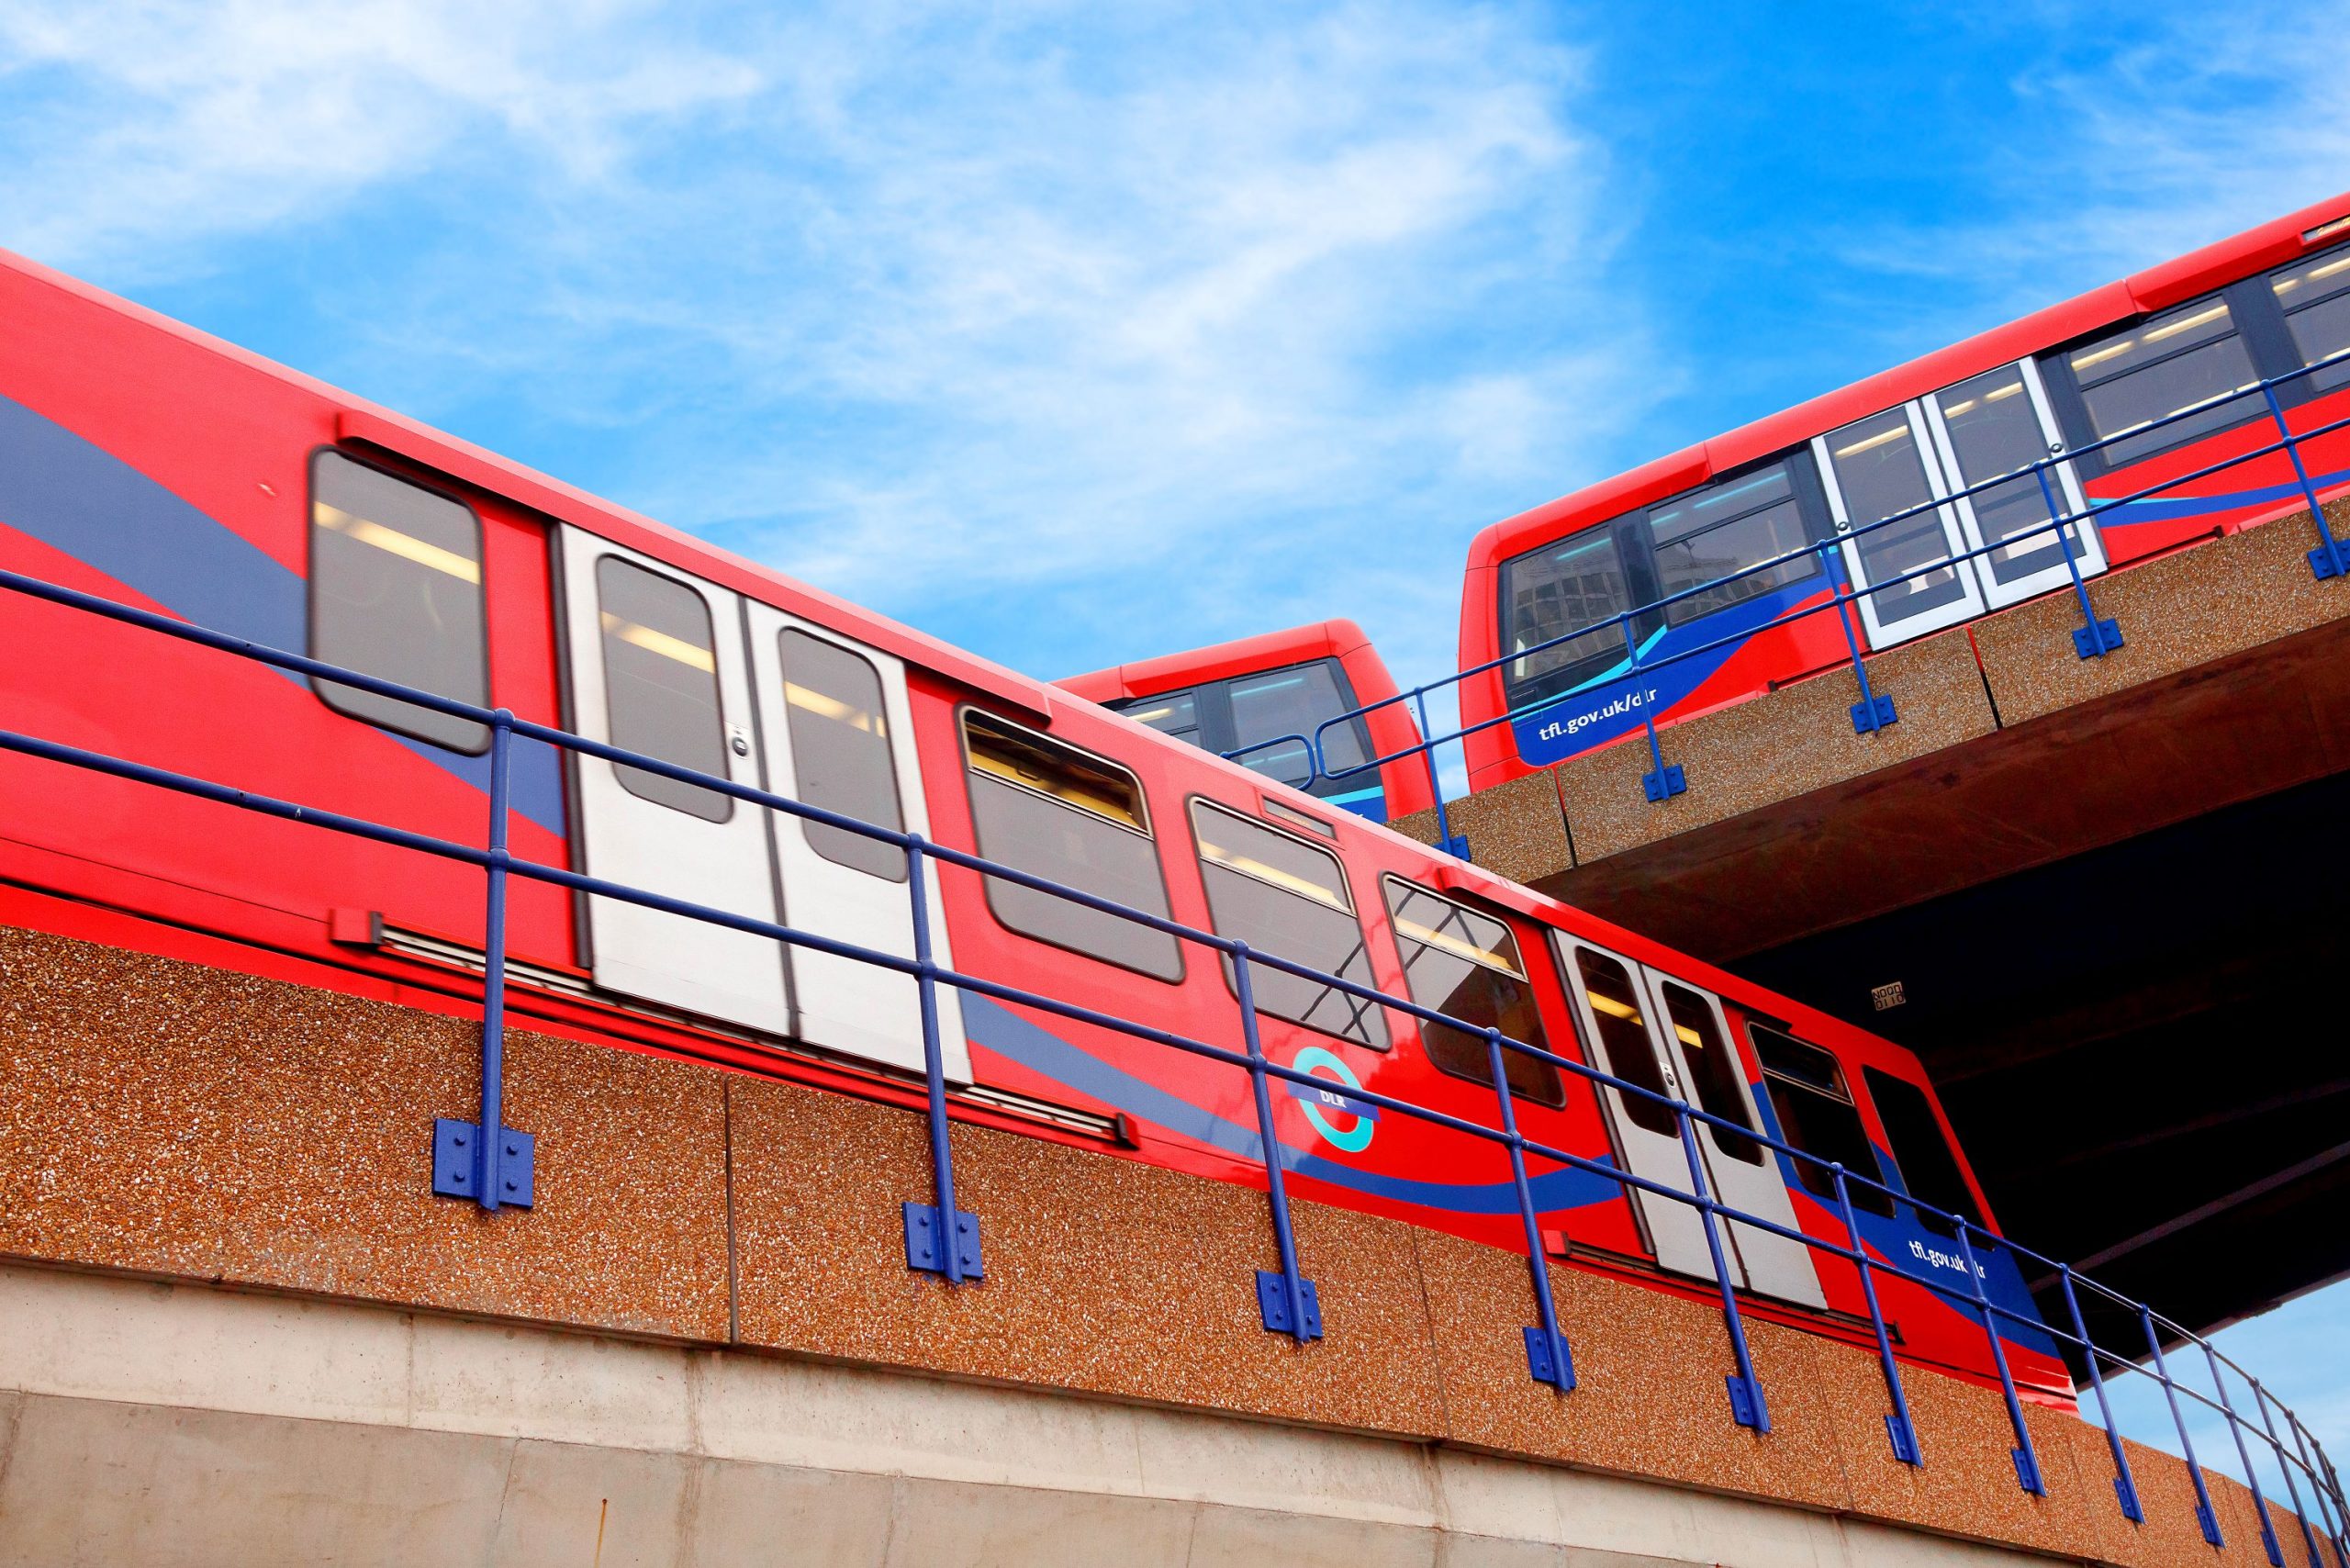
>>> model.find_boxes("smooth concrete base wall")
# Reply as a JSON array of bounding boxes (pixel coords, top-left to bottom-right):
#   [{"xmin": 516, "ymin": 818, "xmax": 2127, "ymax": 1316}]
[{"xmin": 0, "ymin": 1262, "xmax": 2065, "ymax": 1568}]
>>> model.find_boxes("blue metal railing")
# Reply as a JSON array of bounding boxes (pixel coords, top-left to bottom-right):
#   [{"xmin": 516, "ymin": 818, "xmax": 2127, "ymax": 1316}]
[
  {"xmin": 1234, "ymin": 355, "xmax": 2350, "ymax": 841},
  {"xmin": 1, "ymin": 562, "xmax": 2344, "ymax": 1559}
]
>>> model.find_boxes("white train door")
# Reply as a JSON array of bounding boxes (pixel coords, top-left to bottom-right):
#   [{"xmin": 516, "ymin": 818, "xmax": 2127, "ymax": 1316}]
[
  {"xmin": 1922, "ymin": 358, "xmax": 2104, "ymax": 610},
  {"xmin": 1555, "ymin": 937, "xmax": 1823, "ymax": 1306},
  {"xmin": 560, "ymin": 531, "xmax": 789, "ymax": 1033},
  {"xmin": 744, "ymin": 601, "xmax": 968, "ymax": 1081}
]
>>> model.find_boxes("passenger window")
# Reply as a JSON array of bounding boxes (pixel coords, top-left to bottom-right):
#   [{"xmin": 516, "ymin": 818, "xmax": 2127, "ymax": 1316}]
[
  {"xmin": 1227, "ymin": 662, "xmax": 1371, "ymax": 789},
  {"xmin": 1863, "ymin": 1067, "xmax": 1976, "ymax": 1232},
  {"xmin": 1500, "ymin": 524, "xmax": 1639, "ymax": 702},
  {"xmin": 1383, "ymin": 879, "xmax": 1561, "ymax": 1107},
  {"xmin": 597, "ymin": 557, "xmax": 733, "ymax": 822},
  {"xmin": 1118, "ymin": 689, "xmax": 1200, "ymax": 745},
  {"xmin": 1646, "ymin": 459, "xmax": 1820, "ymax": 625},
  {"xmin": 1191, "ymin": 802, "xmax": 1388, "ymax": 1049},
  {"xmin": 1572, "ymin": 952, "xmax": 1677, "ymax": 1137},
  {"xmin": 2269, "ymin": 247, "xmax": 2350, "ymax": 395},
  {"xmin": 1753, "ymin": 1027, "xmax": 1893, "ymax": 1215},
  {"xmin": 308, "ymin": 451, "xmax": 489, "ymax": 753},
  {"xmin": 778, "ymin": 629, "xmax": 903, "ymax": 880},
  {"xmin": 962, "ymin": 712, "xmax": 1182, "ymax": 980},
  {"xmin": 1654, "ymin": 982, "xmax": 1762, "ymax": 1165},
  {"xmin": 2064, "ymin": 297, "xmax": 2261, "ymax": 465}
]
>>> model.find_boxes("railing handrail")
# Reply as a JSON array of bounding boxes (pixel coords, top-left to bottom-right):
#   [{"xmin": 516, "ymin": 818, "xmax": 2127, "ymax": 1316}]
[{"xmin": 0, "ymin": 564, "xmax": 2343, "ymax": 1551}]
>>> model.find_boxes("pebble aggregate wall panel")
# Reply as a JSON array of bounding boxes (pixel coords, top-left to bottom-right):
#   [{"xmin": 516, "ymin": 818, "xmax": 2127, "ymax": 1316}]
[
  {"xmin": 727, "ymin": 1073, "xmax": 1449, "ymax": 1437},
  {"xmin": 0, "ymin": 927, "xmax": 731, "ymax": 1339}
]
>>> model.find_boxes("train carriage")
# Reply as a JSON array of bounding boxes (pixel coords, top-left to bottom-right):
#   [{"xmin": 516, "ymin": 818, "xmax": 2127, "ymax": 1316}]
[
  {"xmin": 1459, "ymin": 191, "xmax": 2350, "ymax": 790},
  {"xmin": 0, "ymin": 243, "xmax": 2065, "ymax": 1410}
]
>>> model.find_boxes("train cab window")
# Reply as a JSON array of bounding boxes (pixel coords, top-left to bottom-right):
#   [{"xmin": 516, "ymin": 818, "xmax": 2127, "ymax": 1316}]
[
  {"xmin": 2062, "ymin": 297, "xmax": 2261, "ymax": 466},
  {"xmin": 1863, "ymin": 1067, "xmax": 1976, "ymax": 1233},
  {"xmin": 2268, "ymin": 247, "xmax": 2350, "ymax": 395},
  {"xmin": 1500, "ymin": 524, "xmax": 1640, "ymax": 708},
  {"xmin": 1653, "ymin": 983, "xmax": 1762, "ymax": 1165},
  {"xmin": 1191, "ymin": 801, "xmax": 1388, "ymax": 1048},
  {"xmin": 962, "ymin": 712, "xmax": 1182, "ymax": 981},
  {"xmin": 308, "ymin": 451, "xmax": 489, "ymax": 754},
  {"xmin": 1122, "ymin": 689, "xmax": 1200, "ymax": 745},
  {"xmin": 1645, "ymin": 459, "xmax": 1822, "ymax": 625},
  {"xmin": 777, "ymin": 629, "xmax": 904, "ymax": 880},
  {"xmin": 1382, "ymin": 879, "xmax": 1561, "ymax": 1106},
  {"xmin": 596, "ymin": 558, "xmax": 733, "ymax": 822},
  {"xmin": 1574, "ymin": 954, "xmax": 1678, "ymax": 1137},
  {"xmin": 1752, "ymin": 1027, "xmax": 1892, "ymax": 1215},
  {"xmin": 1227, "ymin": 662, "xmax": 1371, "ymax": 790}
]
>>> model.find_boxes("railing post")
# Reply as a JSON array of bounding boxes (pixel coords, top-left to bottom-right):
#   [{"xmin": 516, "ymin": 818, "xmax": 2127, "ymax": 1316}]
[
  {"xmin": 431, "ymin": 709, "xmax": 534, "ymax": 1211},
  {"xmin": 1952, "ymin": 1220, "xmax": 2044, "ymax": 1495},
  {"xmin": 1627, "ymin": 617, "xmax": 1684, "ymax": 802},
  {"xmin": 1673, "ymin": 1102, "xmax": 1764, "ymax": 1428},
  {"xmin": 900, "ymin": 834, "xmax": 979, "ymax": 1282},
  {"xmin": 1484, "ymin": 1027, "xmax": 1573, "ymax": 1390},
  {"xmin": 2141, "ymin": 1305, "xmax": 2225, "ymax": 1546},
  {"xmin": 1415, "ymin": 689, "xmax": 1468, "ymax": 861},
  {"xmin": 2035, "ymin": 460, "xmax": 2122, "ymax": 659},
  {"xmin": 2263, "ymin": 382, "xmax": 2350, "ymax": 580},
  {"xmin": 2058, "ymin": 1265, "xmax": 2144, "ymax": 1522},
  {"xmin": 2246, "ymin": 1372, "xmax": 2326, "ymax": 1567},
  {"xmin": 1821, "ymin": 544, "xmax": 1897, "ymax": 734},
  {"xmin": 2278, "ymin": 1401, "xmax": 2350, "ymax": 1563},
  {"xmin": 1832, "ymin": 1166, "xmax": 1919, "ymax": 1464},
  {"xmin": 1236, "ymin": 945, "xmax": 1319, "ymax": 1341},
  {"xmin": 2204, "ymin": 1343, "xmax": 2288, "ymax": 1565}
]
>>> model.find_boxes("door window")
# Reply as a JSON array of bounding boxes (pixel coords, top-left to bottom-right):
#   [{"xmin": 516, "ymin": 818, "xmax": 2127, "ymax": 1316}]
[
  {"xmin": 1573, "ymin": 952, "xmax": 1678, "ymax": 1137},
  {"xmin": 1192, "ymin": 801, "xmax": 1388, "ymax": 1048},
  {"xmin": 1654, "ymin": 983, "xmax": 1762, "ymax": 1165},
  {"xmin": 1931, "ymin": 365, "xmax": 2077, "ymax": 585},
  {"xmin": 1382, "ymin": 879, "xmax": 1561, "ymax": 1106},
  {"xmin": 596, "ymin": 557, "xmax": 733, "ymax": 822},
  {"xmin": 963, "ymin": 711, "xmax": 1182, "ymax": 981},
  {"xmin": 308, "ymin": 452, "xmax": 489, "ymax": 753},
  {"xmin": 1819, "ymin": 409, "xmax": 1971, "ymax": 627},
  {"xmin": 777, "ymin": 629, "xmax": 904, "ymax": 880}
]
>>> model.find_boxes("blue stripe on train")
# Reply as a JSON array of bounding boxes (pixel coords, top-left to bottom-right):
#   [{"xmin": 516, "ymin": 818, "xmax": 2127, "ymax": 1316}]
[
  {"xmin": 2092, "ymin": 466, "xmax": 2350, "ymax": 527},
  {"xmin": 966, "ymin": 993, "xmax": 1625, "ymax": 1216},
  {"xmin": 0, "ymin": 394, "xmax": 565, "ymax": 835},
  {"xmin": 1507, "ymin": 577, "xmax": 1829, "ymax": 769}
]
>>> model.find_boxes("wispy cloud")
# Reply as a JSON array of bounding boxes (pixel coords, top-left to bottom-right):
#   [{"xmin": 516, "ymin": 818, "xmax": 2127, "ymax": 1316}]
[{"xmin": 0, "ymin": 1, "xmax": 1654, "ymax": 700}]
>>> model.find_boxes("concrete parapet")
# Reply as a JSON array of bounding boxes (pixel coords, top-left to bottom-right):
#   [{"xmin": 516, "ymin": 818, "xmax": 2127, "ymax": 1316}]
[{"xmin": 0, "ymin": 922, "xmax": 2336, "ymax": 1566}]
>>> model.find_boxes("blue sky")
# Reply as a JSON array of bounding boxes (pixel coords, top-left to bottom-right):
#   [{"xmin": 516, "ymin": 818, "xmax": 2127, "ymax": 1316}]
[{"xmin": 5, "ymin": 0, "xmax": 2346, "ymax": 1490}]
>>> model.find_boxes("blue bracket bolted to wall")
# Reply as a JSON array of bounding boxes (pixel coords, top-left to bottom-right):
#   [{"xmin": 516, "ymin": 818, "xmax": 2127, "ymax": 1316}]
[
  {"xmin": 903, "ymin": 1201, "xmax": 985, "ymax": 1280},
  {"xmin": 2072, "ymin": 617, "xmax": 2125, "ymax": 659},
  {"xmin": 1851, "ymin": 691, "xmax": 1898, "ymax": 734},
  {"xmin": 1256, "ymin": 1270, "xmax": 1324, "ymax": 1339},
  {"xmin": 1642, "ymin": 763, "xmax": 1686, "ymax": 802},
  {"xmin": 1522, "ymin": 1325, "xmax": 1574, "ymax": 1389},
  {"xmin": 431, "ymin": 1118, "xmax": 535, "ymax": 1208}
]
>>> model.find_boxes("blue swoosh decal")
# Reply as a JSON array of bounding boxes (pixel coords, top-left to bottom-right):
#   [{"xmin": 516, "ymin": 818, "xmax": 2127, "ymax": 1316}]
[
  {"xmin": 2094, "ymin": 467, "xmax": 2350, "ymax": 526},
  {"xmin": 0, "ymin": 394, "xmax": 565, "ymax": 835},
  {"xmin": 965, "ymin": 992, "xmax": 1625, "ymax": 1215}
]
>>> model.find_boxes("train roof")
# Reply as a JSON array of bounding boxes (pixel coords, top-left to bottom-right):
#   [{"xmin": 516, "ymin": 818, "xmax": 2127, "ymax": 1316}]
[
  {"xmin": 1057, "ymin": 618, "xmax": 1382, "ymax": 704},
  {"xmin": 1465, "ymin": 188, "xmax": 2350, "ymax": 576}
]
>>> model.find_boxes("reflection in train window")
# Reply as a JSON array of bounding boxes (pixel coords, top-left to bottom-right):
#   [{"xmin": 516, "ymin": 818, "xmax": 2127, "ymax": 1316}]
[
  {"xmin": 778, "ymin": 629, "xmax": 904, "ymax": 880},
  {"xmin": 1753, "ymin": 1027, "xmax": 1893, "ymax": 1215},
  {"xmin": 1383, "ymin": 879, "xmax": 1561, "ymax": 1107},
  {"xmin": 1655, "ymin": 982, "xmax": 1763, "ymax": 1165},
  {"xmin": 1864, "ymin": 1067, "xmax": 1976, "ymax": 1233},
  {"xmin": 963, "ymin": 711, "xmax": 1182, "ymax": 981},
  {"xmin": 308, "ymin": 451, "xmax": 489, "ymax": 753},
  {"xmin": 597, "ymin": 557, "xmax": 733, "ymax": 822},
  {"xmin": 1192, "ymin": 801, "xmax": 1387, "ymax": 1049}
]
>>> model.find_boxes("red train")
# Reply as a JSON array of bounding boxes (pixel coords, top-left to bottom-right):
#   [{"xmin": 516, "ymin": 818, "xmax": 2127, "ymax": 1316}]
[
  {"xmin": 1458, "ymin": 191, "xmax": 2350, "ymax": 790},
  {"xmin": 1058, "ymin": 621, "xmax": 1436, "ymax": 824},
  {"xmin": 0, "ymin": 246, "xmax": 2066, "ymax": 1405}
]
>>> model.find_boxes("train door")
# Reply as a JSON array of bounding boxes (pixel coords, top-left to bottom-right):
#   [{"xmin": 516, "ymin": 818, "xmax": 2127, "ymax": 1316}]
[
  {"xmin": 1812, "ymin": 407, "xmax": 1988, "ymax": 647},
  {"xmin": 743, "ymin": 601, "xmax": 967, "ymax": 1079},
  {"xmin": 1922, "ymin": 358, "xmax": 2105, "ymax": 610},
  {"xmin": 560, "ymin": 531, "xmax": 789, "ymax": 1032},
  {"xmin": 1554, "ymin": 937, "xmax": 1824, "ymax": 1306}
]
